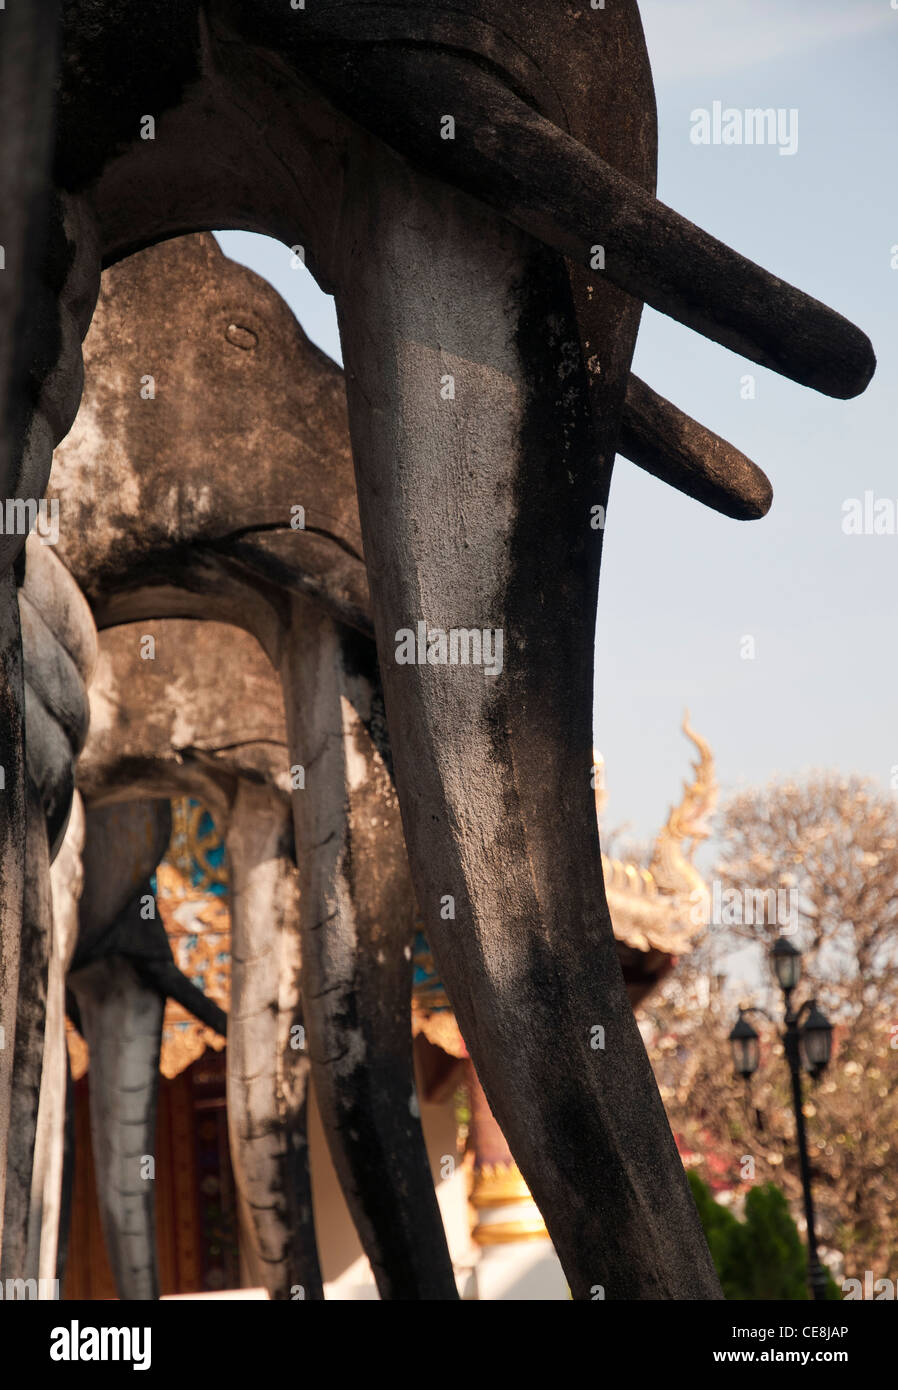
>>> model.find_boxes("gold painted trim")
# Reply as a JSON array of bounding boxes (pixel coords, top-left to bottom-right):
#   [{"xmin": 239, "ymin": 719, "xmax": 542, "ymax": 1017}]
[
  {"xmin": 469, "ymin": 1161, "xmax": 533, "ymax": 1207},
  {"xmin": 473, "ymin": 1219, "xmax": 550, "ymax": 1245}
]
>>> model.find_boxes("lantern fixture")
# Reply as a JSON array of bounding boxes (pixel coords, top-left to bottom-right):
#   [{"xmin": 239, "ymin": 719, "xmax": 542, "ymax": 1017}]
[
  {"xmin": 799, "ymin": 1000, "xmax": 833, "ymax": 1077},
  {"xmin": 728, "ymin": 978, "xmax": 830, "ymax": 1301},
  {"xmin": 771, "ymin": 935, "xmax": 802, "ymax": 993},
  {"xmin": 729, "ymin": 1011, "xmax": 760, "ymax": 1079}
]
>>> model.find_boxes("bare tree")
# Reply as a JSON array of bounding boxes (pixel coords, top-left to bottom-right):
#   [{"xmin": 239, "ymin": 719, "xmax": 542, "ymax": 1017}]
[{"xmin": 641, "ymin": 774, "xmax": 898, "ymax": 1281}]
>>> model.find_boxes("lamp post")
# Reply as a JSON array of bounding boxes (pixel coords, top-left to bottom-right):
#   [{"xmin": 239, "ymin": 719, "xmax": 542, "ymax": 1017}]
[{"xmin": 728, "ymin": 936, "xmax": 833, "ymax": 1302}]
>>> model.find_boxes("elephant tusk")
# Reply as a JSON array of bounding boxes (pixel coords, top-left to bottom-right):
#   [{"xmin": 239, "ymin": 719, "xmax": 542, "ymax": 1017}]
[
  {"xmin": 224, "ymin": 780, "xmax": 325, "ymax": 1302},
  {"xmin": 310, "ymin": 46, "xmax": 875, "ymax": 400},
  {"xmin": 132, "ymin": 957, "xmax": 228, "ymax": 1038},
  {"xmin": 282, "ymin": 599, "xmax": 460, "ymax": 1301},
  {"xmin": 620, "ymin": 375, "xmax": 773, "ymax": 521}
]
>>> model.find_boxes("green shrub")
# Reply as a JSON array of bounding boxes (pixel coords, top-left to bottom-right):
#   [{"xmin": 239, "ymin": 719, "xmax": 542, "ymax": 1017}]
[{"xmin": 687, "ymin": 1172, "xmax": 841, "ymax": 1300}]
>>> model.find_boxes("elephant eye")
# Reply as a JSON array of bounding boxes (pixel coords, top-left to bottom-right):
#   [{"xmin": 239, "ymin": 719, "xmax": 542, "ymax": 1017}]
[{"xmin": 225, "ymin": 322, "xmax": 258, "ymax": 351}]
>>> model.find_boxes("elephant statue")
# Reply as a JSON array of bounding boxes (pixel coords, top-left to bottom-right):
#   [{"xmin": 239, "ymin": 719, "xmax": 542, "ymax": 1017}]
[
  {"xmin": 47, "ymin": 233, "xmax": 454, "ymax": 1298},
  {"xmin": 0, "ymin": 2, "xmax": 875, "ymax": 1297},
  {"xmin": 45, "ymin": 231, "xmax": 773, "ymax": 1300},
  {"xmin": 71, "ymin": 618, "xmax": 313, "ymax": 1300},
  {"xmin": 66, "ymin": 612, "xmax": 464, "ymax": 1300},
  {"xmin": 4, "ymin": 546, "xmax": 224, "ymax": 1298}
]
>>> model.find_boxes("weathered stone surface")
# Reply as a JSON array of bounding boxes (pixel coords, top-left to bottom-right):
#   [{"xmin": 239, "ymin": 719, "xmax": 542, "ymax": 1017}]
[
  {"xmin": 27, "ymin": 791, "xmax": 84, "ymax": 1288},
  {"xmin": 50, "ymin": 234, "xmax": 367, "ymax": 642}
]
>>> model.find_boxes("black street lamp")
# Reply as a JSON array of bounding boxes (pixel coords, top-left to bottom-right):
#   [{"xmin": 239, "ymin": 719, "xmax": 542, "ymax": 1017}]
[{"xmin": 729, "ymin": 936, "xmax": 834, "ymax": 1302}]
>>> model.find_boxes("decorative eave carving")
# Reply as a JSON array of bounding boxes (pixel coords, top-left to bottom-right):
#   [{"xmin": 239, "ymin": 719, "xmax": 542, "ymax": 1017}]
[{"xmin": 596, "ymin": 713, "xmax": 717, "ymax": 957}]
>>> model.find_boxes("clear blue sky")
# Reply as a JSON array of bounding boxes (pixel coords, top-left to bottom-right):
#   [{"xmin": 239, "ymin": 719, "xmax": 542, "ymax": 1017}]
[{"xmin": 216, "ymin": 0, "xmax": 898, "ymax": 849}]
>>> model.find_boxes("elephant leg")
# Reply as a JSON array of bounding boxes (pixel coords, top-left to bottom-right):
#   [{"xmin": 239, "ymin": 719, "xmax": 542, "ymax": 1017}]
[
  {"xmin": 27, "ymin": 792, "xmax": 85, "ymax": 1289},
  {"xmin": 333, "ymin": 141, "xmax": 720, "ymax": 1300},
  {"xmin": 0, "ymin": 777, "xmax": 52, "ymax": 1285},
  {"xmin": 225, "ymin": 780, "xmax": 322, "ymax": 1301},
  {"xmin": 67, "ymin": 956, "xmax": 163, "ymax": 1300},
  {"xmin": 0, "ymin": 569, "xmax": 26, "ymax": 1258},
  {"xmin": 281, "ymin": 597, "xmax": 457, "ymax": 1300}
]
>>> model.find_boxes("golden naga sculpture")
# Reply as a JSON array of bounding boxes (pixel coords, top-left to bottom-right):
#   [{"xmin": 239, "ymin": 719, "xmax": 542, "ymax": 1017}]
[{"xmin": 597, "ymin": 713, "xmax": 718, "ymax": 961}]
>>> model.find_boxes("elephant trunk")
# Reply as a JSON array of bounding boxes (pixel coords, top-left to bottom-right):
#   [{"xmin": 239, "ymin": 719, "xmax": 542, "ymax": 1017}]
[
  {"xmin": 225, "ymin": 780, "xmax": 323, "ymax": 1301},
  {"xmin": 67, "ymin": 955, "xmax": 163, "ymax": 1301},
  {"xmin": 332, "ymin": 138, "xmax": 721, "ymax": 1299}
]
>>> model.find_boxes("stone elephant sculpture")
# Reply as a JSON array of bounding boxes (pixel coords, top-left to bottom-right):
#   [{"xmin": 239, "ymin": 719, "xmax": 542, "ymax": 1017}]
[
  {"xmin": 64, "ymin": 797, "xmax": 215, "ymax": 1303},
  {"xmin": 71, "ymin": 618, "xmax": 311, "ymax": 1301},
  {"xmin": 1, "ymin": 2, "xmax": 876, "ymax": 1297},
  {"xmin": 67, "ymin": 615, "xmax": 460, "ymax": 1301},
  {"xmin": 47, "ymin": 233, "xmax": 453, "ymax": 1299},
  {"xmin": 45, "ymin": 232, "xmax": 770, "ymax": 1300}
]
